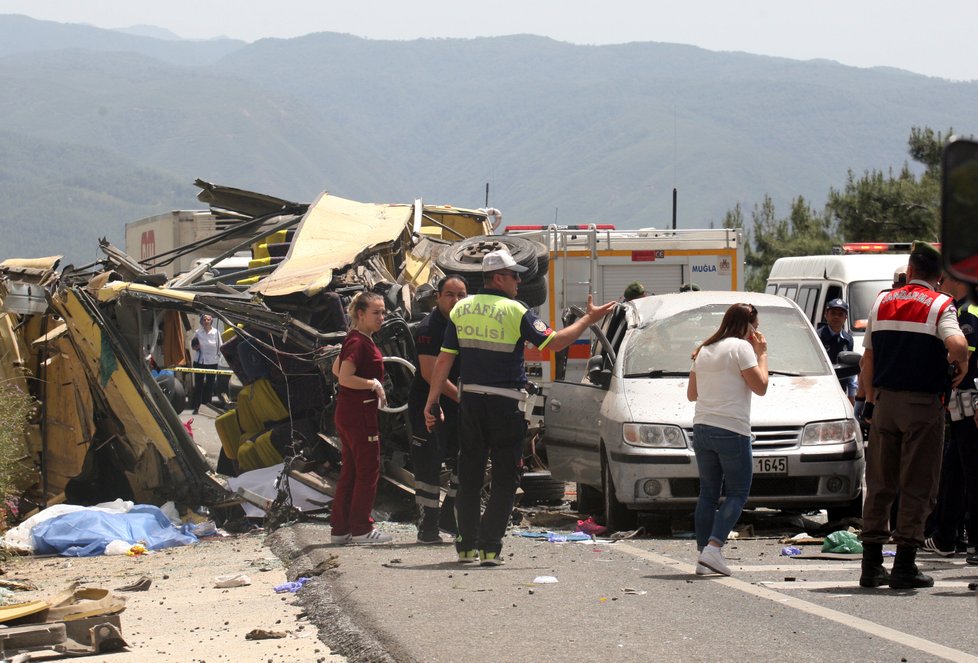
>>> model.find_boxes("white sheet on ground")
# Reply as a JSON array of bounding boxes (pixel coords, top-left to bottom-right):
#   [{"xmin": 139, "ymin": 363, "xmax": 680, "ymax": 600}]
[{"xmin": 226, "ymin": 464, "xmax": 331, "ymax": 518}]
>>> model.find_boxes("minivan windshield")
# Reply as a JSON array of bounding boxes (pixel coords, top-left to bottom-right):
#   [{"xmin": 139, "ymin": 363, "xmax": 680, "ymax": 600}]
[{"xmin": 622, "ymin": 304, "xmax": 829, "ymax": 377}]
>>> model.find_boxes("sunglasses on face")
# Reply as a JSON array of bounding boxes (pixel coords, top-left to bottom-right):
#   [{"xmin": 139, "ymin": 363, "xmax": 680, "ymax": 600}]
[{"xmin": 499, "ymin": 270, "xmax": 521, "ymax": 280}]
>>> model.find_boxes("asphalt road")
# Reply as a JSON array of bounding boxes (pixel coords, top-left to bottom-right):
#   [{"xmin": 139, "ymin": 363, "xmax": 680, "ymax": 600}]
[
  {"xmin": 186, "ymin": 407, "xmax": 978, "ymax": 663},
  {"xmin": 271, "ymin": 517, "xmax": 978, "ymax": 663}
]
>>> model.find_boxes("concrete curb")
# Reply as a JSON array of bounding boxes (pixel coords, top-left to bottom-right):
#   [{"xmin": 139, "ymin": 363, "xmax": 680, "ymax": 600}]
[{"xmin": 268, "ymin": 522, "xmax": 412, "ymax": 663}]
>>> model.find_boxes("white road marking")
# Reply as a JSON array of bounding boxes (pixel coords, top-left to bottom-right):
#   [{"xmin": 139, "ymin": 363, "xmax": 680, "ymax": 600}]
[
  {"xmin": 759, "ymin": 580, "xmax": 972, "ymax": 589},
  {"xmin": 719, "ymin": 563, "xmax": 861, "ymax": 571},
  {"xmin": 614, "ymin": 542, "xmax": 978, "ymax": 663}
]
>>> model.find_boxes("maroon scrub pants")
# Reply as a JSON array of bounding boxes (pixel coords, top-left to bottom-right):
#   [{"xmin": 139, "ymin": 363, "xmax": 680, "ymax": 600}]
[{"xmin": 331, "ymin": 395, "xmax": 381, "ymax": 537}]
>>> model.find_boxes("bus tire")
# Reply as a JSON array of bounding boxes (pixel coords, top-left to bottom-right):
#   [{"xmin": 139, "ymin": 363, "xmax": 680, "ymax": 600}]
[
  {"xmin": 435, "ymin": 235, "xmax": 540, "ymax": 281},
  {"xmin": 516, "ymin": 275, "xmax": 548, "ymax": 308}
]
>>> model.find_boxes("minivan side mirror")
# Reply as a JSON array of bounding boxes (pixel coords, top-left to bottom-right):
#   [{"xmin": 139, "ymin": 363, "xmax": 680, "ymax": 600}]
[
  {"xmin": 585, "ymin": 356, "xmax": 612, "ymax": 388},
  {"xmin": 941, "ymin": 137, "xmax": 978, "ymax": 284},
  {"xmin": 834, "ymin": 350, "xmax": 861, "ymax": 380},
  {"xmin": 589, "ymin": 369, "xmax": 612, "ymax": 389}
]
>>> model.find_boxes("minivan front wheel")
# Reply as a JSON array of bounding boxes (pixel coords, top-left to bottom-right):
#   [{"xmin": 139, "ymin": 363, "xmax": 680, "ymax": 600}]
[
  {"xmin": 576, "ymin": 482, "xmax": 602, "ymax": 514},
  {"xmin": 826, "ymin": 490, "xmax": 864, "ymax": 522},
  {"xmin": 602, "ymin": 453, "xmax": 637, "ymax": 532}
]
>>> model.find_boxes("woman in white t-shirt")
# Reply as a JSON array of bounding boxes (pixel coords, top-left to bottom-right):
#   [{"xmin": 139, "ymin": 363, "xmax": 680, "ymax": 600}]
[{"xmin": 686, "ymin": 303, "xmax": 768, "ymax": 576}]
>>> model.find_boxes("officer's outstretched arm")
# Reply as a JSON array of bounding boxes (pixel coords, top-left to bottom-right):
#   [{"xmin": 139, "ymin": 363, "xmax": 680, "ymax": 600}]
[{"xmin": 548, "ymin": 295, "xmax": 616, "ymax": 353}]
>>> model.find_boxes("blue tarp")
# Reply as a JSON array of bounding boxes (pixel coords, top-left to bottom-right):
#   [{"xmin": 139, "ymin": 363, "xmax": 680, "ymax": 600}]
[{"xmin": 31, "ymin": 504, "xmax": 198, "ymax": 557}]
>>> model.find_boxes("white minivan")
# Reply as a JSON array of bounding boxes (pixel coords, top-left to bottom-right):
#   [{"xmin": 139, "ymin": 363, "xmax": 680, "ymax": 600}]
[
  {"xmin": 545, "ymin": 292, "xmax": 864, "ymax": 531},
  {"xmin": 765, "ymin": 248, "xmax": 910, "ymax": 353}
]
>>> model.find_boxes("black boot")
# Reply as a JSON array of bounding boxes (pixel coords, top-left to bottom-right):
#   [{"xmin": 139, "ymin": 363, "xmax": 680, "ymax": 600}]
[
  {"xmin": 859, "ymin": 542, "xmax": 890, "ymax": 588},
  {"xmin": 417, "ymin": 507, "xmax": 445, "ymax": 544},
  {"xmin": 889, "ymin": 545, "xmax": 934, "ymax": 589},
  {"xmin": 438, "ymin": 496, "xmax": 458, "ymax": 536}
]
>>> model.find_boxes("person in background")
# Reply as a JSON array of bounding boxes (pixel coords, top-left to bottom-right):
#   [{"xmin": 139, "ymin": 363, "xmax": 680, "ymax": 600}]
[
  {"xmin": 858, "ymin": 242, "xmax": 967, "ymax": 589},
  {"xmin": 817, "ymin": 298, "xmax": 856, "ymax": 401},
  {"xmin": 686, "ymin": 302, "xmax": 769, "ymax": 576},
  {"xmin": 424, "ymin": 249, "xmax": 615, "ymax": 566},
  {"xmin": 623, "ymin": 281, "xmax": 647, "ymax": 301},
  {"xmin": 190, "ymin": 314, "xmax": 221, "ymax": 415},
  {"xmin": 409, "ymin": 275, "xmax": 468, "ymax": 544},
  {"xmin": 922, "ymin": 272, "xmax": 978, "ymax": 563},
  {"xmin": 680, "ymin": 282, "xmax": 702, "ymax": 292},
  {"xmin": 892, "ymin": 264, "xmax": 908, "ymax": 290},
  {"xmin": 330, "ymin": 292, "xmax": 393, "ymax": 545}
]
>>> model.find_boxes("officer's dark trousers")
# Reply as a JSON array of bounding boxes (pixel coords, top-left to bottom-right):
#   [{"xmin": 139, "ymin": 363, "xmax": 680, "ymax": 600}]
[
  {"xmin": 862, "ymin": 389, "xmax": 944, "ymax": 548},
  {"xmin": 410, "ymin": 405, "xmax": 459, "ymax": 512},
  {"xmin": 928, "ymin": 415, "xmax": 978, "ymax": 549},
  {"xmin": 456, "ymin": 393, "xmax": 526, "ymax": 555}
]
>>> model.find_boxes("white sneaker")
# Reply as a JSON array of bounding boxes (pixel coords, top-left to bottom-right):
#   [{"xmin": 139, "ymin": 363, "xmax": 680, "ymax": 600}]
[
  {"xmin": 697, "ymin": 544, "xmax": 732, "ymax": 576},
  {"xmin": 695, "ymin": 563, "xmax": 712, "ymax": 575},
  {"xmin": 330, "ymin": 533, "xmax": 352, "ymax": 545},
  {"xmin": 922, "ymin": 536, "xmax": 955, "ymax": 557},
  {"xmin": 350, "ymin": 530, "xmax": 393, "ymax": 544}
]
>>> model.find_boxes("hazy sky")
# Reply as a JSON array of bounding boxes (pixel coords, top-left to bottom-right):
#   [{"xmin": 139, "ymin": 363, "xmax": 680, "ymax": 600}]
[{"xmin": 2, "ymin": 0, "xmax": 977, "ymax": 81}]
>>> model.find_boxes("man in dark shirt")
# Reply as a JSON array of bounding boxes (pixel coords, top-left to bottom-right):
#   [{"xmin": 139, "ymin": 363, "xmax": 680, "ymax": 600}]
[
  {"xmin": 817, "ymin": 298, "xmax": 856, "ymax": 400},
  {"xmin": 408, "ymin": 275, "xmax": 468, "ymax": 543}
]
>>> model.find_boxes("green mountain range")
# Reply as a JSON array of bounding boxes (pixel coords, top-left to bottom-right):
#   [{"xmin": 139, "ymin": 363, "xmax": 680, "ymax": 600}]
[{"xmin": 1, "ymin": 14, "xmax": 976, "ymax": 263}]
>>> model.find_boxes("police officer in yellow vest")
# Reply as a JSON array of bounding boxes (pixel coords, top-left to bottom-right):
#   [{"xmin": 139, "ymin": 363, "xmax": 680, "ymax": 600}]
[{"xmin": 424, "ymin": 249, "xmax": 616, "ymax": 566}]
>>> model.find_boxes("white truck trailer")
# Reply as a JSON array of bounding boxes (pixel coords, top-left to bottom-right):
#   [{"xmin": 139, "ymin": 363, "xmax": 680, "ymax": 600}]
[
  {"xmin": 504, "ymin": 225, "xmax": 745, "ymax": 388},
  {"xmin": 124, "ymin": 210, "xmax": 252, "ymax": 278}
]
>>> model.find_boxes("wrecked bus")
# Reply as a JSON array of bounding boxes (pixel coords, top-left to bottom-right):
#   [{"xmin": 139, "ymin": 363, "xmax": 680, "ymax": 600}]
[{"xmin": 0, "ymin": 181, "xmax": 504, "ymax": 517}]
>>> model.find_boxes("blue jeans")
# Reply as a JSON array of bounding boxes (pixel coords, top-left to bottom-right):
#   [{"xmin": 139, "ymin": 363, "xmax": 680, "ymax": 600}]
[{"xmin": 693, "ymin": 424, "xmax": 753, "ymax": 549}]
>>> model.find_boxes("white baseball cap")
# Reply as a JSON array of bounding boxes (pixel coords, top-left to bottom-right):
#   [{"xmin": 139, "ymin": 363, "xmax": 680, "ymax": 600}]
[{"xmin": 482, "ymin": 249, "xmax": 528, "ymax": 273}]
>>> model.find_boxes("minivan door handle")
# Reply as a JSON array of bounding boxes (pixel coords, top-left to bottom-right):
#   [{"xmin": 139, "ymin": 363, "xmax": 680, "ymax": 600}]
[{"xmin": 550, "ymin": 399, "xmax": 562, "ymax": 411}]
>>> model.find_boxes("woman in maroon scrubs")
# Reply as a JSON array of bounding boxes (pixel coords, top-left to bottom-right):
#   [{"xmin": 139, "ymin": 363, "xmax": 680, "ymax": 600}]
[{"xmin": 330, "ymin": 292, "xmax": 393, "ymax": 545}]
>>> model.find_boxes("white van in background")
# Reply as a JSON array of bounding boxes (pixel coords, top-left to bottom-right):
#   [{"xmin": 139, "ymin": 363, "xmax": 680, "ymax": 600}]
[{"xmin": 765, "ymin": 244, "xmax": 911, "ymax": 353}]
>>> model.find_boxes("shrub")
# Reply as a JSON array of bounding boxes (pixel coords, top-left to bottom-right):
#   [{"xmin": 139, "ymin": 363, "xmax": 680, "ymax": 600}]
[{"xmin": 0, "ymin": 384, "xmax": 37, "ymax": 528}]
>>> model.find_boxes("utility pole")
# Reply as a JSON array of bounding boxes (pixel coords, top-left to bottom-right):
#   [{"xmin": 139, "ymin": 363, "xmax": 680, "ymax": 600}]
[{"xmin": 672, "ymin": 188, "xmax": 678, "ymax": 230}]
